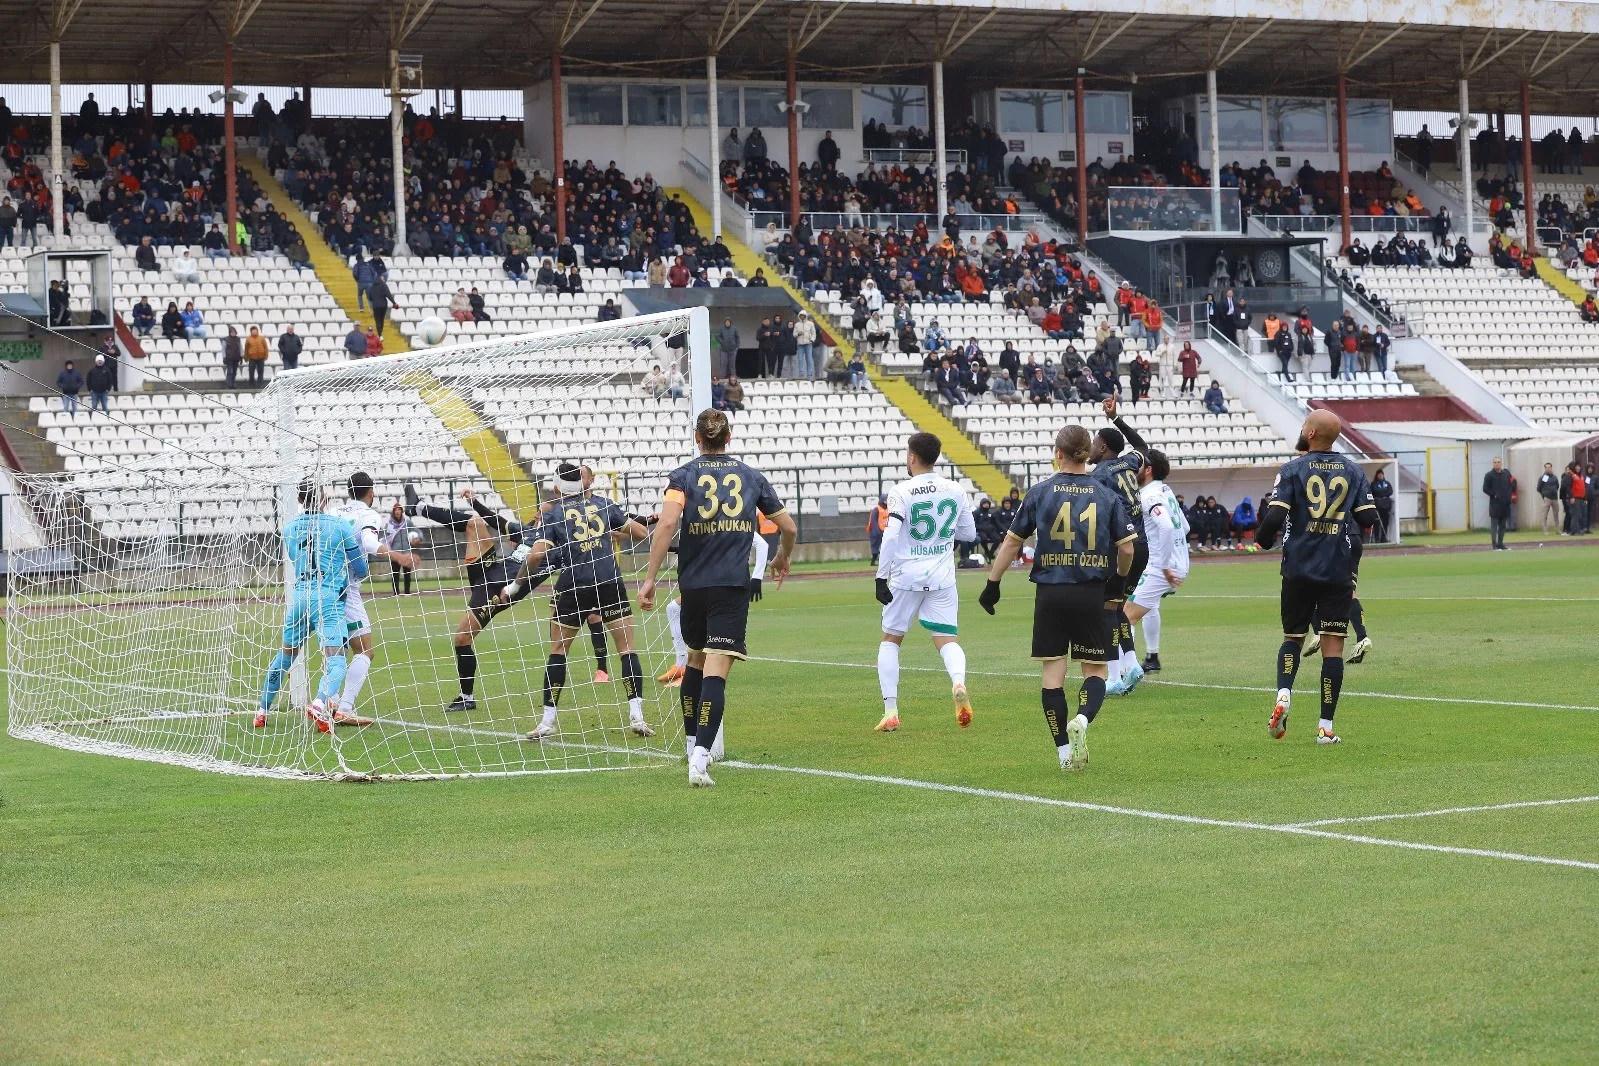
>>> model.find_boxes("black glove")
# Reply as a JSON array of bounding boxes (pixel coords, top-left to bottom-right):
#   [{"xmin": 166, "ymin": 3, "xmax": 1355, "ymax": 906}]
[
  {"xmin": 978, "ymin": 579, "xmax": 1002, "ymax": 615},
  {"xmin": 875, "ymin": 577, "xmax": 894, "ymax": 605},
  {"xmin": 748, "ymin": 577, "xmax": 763, "ymax": 602}
]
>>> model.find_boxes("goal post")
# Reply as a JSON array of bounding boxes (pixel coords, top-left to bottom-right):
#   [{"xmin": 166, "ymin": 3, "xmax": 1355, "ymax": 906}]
[{"xmin": 7, "ymin": 307, "xmax": 710, "ymax": 780}]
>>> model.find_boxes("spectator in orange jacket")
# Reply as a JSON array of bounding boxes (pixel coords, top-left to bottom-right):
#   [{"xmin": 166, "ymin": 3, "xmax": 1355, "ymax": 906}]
[{"xmin": 866, "ymin": 495, "xmax": 890, "ymax": 564}]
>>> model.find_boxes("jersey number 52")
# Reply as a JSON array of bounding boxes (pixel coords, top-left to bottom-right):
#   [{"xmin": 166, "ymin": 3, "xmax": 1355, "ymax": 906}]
[{"xmin": 909, "ymin": 499, "xmax": 957, "ymax": 541}]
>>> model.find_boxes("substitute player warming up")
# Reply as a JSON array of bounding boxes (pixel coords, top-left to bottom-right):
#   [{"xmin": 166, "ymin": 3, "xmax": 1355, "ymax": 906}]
[
  {"xmin": 640, "ymin": 409, "xmax": 797, "ymax": 787},
  {"xmin": 873, "ymin": 431, "xmax": 978, "ymax": 732},
  {"xmin": 1255, "ymin": 410, "xmax": 1379, "ymax": 744},
  {"xmin": 979, "ymin": 425, "xmax": 1136, "ymax": 770}
]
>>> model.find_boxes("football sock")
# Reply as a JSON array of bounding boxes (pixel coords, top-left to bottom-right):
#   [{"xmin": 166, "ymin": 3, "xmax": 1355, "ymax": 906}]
[
  {"xmin": 542, "ymin": 653, "xmax": 567, "ymax": 709},
  {"xmin": 1079, "ymin": 675, "xmax": 1106, "ymax": 723},
  {"xmin": 1142, "ymin": 610, "xmax": 1162, "ymax": 654},
  {"xmin": 1041, "ymin": 687, "xmax": 1070, "ymax": 751},
  {"xmin": 1118, "ymin": 612, "xmax": 1136, "ymax": 655},
  {"xmin": 1103, "ymin": 609, "xmax": 1124, "ymax": 685},
  {"xmin": 681, "ymin": 666, "xmax": 703, "ymax": 754},
  {"xmin": 589, "ymin": 621, "xmax": 609, "ymax": 674},
  {"xmin": 454, "ymin": 643, "xmax": 477, "ymax": 696},
  {"xmin": 338, "ymin": 652, "xmax": 371, "ymax": 713},
  {"xmin": 666, "ymin": 598, "xmax": 688, "ymax": 667},
  {"xmin": 939, "ymin": 642, "xmax": 966, "ymax": 687},
  {"xmin": 1276, "ymin": 640, "xmax": 1302, "ymax": 691},
  {"xmin": 877, "ymin": 641, "xmax": 900, "ymax": 712},
  {"xmin": 316, "ymin": 653, "xmax": 348, "ymax": 705},
  {"xmin": 259, "ymin": 649, "xmax": 295, "ymax": 710},
  {"xmin": 620, "ymin": 651, "xmax": 643, "ymax": 700},
  {"xmin": 1320, "ymin": 656, "xmax": 1344, "ymax": 722},
  {"xmin": 1350, "ymin": 599, "xmax": 1368, "ymax": 642},
  {"xmin": 693, "ymin": 675, "xmax": 727, "ymax": 763}
]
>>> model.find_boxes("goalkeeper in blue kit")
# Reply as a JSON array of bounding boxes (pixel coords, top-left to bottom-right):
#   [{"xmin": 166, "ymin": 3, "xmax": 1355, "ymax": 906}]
[{"xmin": 254, "ymin": 481, "xmax": 371, "ymax": 731}]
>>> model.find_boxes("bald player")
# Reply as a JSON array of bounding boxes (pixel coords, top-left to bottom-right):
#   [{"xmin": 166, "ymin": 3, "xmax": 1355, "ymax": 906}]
[{"xmin": 1254, "ymin": 410, "xmax": 1379, "ymax": 745}]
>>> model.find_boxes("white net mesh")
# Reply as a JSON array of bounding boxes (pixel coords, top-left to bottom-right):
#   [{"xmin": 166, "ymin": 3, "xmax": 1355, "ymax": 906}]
[{"xmin": 6, "ymin": 309, "xmax": 706, "ymax": 779}]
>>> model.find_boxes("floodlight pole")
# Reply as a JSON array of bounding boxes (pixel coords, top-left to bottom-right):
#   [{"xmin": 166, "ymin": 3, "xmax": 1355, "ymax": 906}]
[
  {"xmin": 1206, "ymin": 68, "xmax": 1221, "ymax": 232},
  {"xmin": 143, "ymin": 79, "xmax": 155, "ymax": 135},
  {"xmin": 552, "ymin": 51, "xmax": 567, "ymax": 242},
  {"xmin": 1521, "ymin": 80, "xmax": 1536, "ymax": 248},
  {"xmin": 1074, "ymin": 71, "xmax": 1088, "ymax": 245},
  {"xmin": 933, "ymin": 59, "xmax": 948, "ymax": 225},
  {"xmin": 786, "ymin": 52, "xmax": 801, "ymax": 229},
  {"xmin": 389, "ymin": 49, "xmax": 408, "ymax": 254},
  {"xmin": 1458, "ymin": 78, "xmax": 1473, "ymax": 242},
  {"xmin": 1336, "ymin": 70, "xmax": 1351, "ymax": 252},
  {"xmin": 49, "ymin": 40, "xmax": 64, "ymax": 238},
  {"xmin": 224, "ymin": 41, "xmax": 240, "ymax": 255},
  {"xmin": 707, "ymin": 54, "xmax": 722, "ymax": 240}
]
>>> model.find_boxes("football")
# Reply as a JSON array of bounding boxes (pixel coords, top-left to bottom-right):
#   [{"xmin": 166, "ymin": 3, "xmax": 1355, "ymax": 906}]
[{"xmin": 417, "ymin": 315, "xmax": 449, "ymax": 346}]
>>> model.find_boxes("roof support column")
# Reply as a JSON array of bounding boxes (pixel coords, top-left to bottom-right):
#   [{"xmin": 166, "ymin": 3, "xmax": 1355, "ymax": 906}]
[
  {"xmin": 49, "ymin": 39, "xmax": 63, "ymax": 238},
  {"xmin": 144, "ymin": 79, "xmax": 155, "ymax": 134},
  {"xmin": 223, "ymin": 41, "xmax": 239, "ymax": 255},
  {"xmin": 933, "ymin": 58, "xmax": 948, "ymax": 226},
  {"xmin": 786, "ymin": 51, "xmax": 800, "ymax": 230},
  {"xmin": 706, "ymin": 53, "xmax": 721, "ymax": 240},
  {"xmin": 552, "ymin": 50, "xmax": 567, "ymax": 242},
  {"xmin": 1457, "ymin": 78, "xmax": 1473, "ymax": 243},
  {"xmin": 1074, "ymin": 71, "xmax": 1087, "ymax": 245},
  {"xmin": 454, "ymin": 84, "xmax": 463, "ymax": 117},
  {"xmin": 389, "ymin": 49, "xmax": 407, "ymax": 255},
  {"xmin": 1206, "ymin": 68, "xmax": 1221, "ymax": 232},
  {"xmin": 1336, "ymin": 70, "xmax": 1351, "ymax": 253},
  {"xmin": 1521, "ymin": 80, "xmax": 1536, "ymax": 248}
]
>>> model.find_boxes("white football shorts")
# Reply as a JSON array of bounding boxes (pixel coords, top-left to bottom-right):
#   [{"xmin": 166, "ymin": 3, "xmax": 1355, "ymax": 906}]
[
  {"xmin": 881, "ymin": 583, "xmax": 960, "ymax": 637},
  {"xmin": 1130, "ymin": 569, "xmax": 1186, "ymax": 611},
  {"xmin": 344, "ymin": 587, "xmax": 372, "ymax": 640}
]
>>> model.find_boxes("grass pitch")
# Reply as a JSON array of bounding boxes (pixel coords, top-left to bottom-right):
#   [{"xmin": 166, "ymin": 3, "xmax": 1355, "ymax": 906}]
[{"xmin": 3, "ymin": 543, "xmax": 1598, "ymax": 1063}]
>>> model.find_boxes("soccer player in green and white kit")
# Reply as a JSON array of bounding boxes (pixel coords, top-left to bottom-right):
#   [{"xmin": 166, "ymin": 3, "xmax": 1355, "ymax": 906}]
[{"xmin": 872, "ymin": 431, "xmax": 978, "ymax": 732}]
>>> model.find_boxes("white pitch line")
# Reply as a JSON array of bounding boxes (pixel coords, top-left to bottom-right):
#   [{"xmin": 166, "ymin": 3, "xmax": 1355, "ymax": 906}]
[
  {"xmin": 744, "ymin": 655, "xmax": 1599, "ymax": 714},
  {"xmin": 1283, "ymin": 794, "xmax": 1599, "ymax": 828},
  {"xmin": 722, "ymin": 761, "xmax": 1599, "ymax": 872}
]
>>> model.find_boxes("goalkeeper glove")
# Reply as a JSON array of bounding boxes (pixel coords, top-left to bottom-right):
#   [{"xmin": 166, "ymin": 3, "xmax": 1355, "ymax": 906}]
[
  {"xmin": 875, "ymin": 577, "xmax": 894, "ymax": 605},
  {"xmin": 978, "ymin": 579, "xmax": 1002, "ymax": 615},
  {"xmin": 748, "ymin": 577, "xmax": 763, "ymax": 602}
]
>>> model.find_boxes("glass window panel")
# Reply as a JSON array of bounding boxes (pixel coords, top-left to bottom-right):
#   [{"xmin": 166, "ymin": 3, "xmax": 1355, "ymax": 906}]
[
  {"xmin": 742, "ymin": 87, "xmax": 785, "ymax": 130},
  {"xmin": 1200, "ymin": 96, "xmax": 1264, "ymax": 152},
  {"xmin": 800, "ymin": 87, "xmax": 852, "ymax": 130},
  {"xmin": 626, "ymin": 84, "xmax": 681, "ymax": 127},
  {"xmin": 566, "ymin": 83, "xmax": 622, "ymax": 126},
  {"xmin": 1268, "ymin": 97, "xmax": 1329, "ymax": 151},
  {"xmin": 999, "ymin": 89, "xmax": 1063, "ymax": 134},
  {"xmin": 1347, "ymin": 99, "xmax": 1393, "ymax": 154},
  {"xmin": 686, "ymin": 84, "xmax": 742, "ymax": 128},
  {"xmin": 860, "ymin": 85, "xmax": 927, "ymax": 129},
  {"xmin": 1068, "ymin": 91, "xmax": 1132, "ymax": 134}
]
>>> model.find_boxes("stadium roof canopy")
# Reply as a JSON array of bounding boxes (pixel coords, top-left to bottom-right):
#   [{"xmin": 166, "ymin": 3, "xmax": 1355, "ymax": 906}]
[{"xmin": 9, "ymin": 0, "xmax": 1599, "ymax": 112}]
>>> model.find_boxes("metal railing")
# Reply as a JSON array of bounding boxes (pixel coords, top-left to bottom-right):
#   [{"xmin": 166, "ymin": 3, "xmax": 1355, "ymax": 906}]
[
  {"xmin": 1254, "ymin": 214, "xmax": 1449, "ymax": 237},
  {"xmin": 1106, "ymin": 187, "xmax": 1241, "ymax": 234},
  {"xmin": 862, "ymin": 148, "xmax": 967, "ymax": 166},
  {"xmin": 748, "ymin": 209, "xmax": 1046, "ymax": 235},
  {"xmin": 680, "ymin": 148, "xmax": 711, "ymax": 183}
]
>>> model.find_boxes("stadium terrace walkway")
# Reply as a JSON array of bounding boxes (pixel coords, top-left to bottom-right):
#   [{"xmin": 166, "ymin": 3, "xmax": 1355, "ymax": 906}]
[{"xmin": 666, "ymin": 188, "xmax": 1015, "ymax": 502}]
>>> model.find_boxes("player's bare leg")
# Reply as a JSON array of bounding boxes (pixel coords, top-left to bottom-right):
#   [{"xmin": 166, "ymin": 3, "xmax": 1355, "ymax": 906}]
[
  {"xmin": 875, "ymin": 631, "xmax": 903, "ymax": 731},
  {"xmin": 1270, "ymin": 633, "xmax": 1305, "ymax": 738},
  {"xmin": 528, "ymin": 622, "xmax": 577, "ymax": 739}
]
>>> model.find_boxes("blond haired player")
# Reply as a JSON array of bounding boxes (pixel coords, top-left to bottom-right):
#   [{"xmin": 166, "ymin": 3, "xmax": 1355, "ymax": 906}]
[{"xmin": 873, "ymin": 431, "xmax": 978, "ymax": 732}]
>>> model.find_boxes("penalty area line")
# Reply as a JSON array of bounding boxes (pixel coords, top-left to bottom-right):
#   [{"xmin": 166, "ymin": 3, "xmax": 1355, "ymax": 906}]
[
  {"xmin": 743, "ymin": 656, "xmax": 1599, "ymax": 714},
  {"xmin": 721, "ymin": 761, "xmax": 1599, "ymax": 873},
  {"xmin": 1282, "ymin": 794, "xmax": 1599, "ymax": 828}
]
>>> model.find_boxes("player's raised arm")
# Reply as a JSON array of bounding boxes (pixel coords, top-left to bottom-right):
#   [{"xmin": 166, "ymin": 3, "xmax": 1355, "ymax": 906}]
[{"xmin": 1102, "ymin": 394, "xmax": 1149, "ymax": 454}]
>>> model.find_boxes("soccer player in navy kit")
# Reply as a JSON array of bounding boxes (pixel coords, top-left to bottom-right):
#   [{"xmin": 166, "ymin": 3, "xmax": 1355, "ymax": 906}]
[
  {"xmin": 1091, "ymin": 395, "xmax": 1152, "ymax": 695},
  {"xmin": 640, "ymin": 410, "xmax": 798, "ymax": 787},
  {"xmin": 1255, "ymin": 410, "xmax": 1379, "ymax": 744},
  {"xmin": 979, "ymin": 425, "xmax": 1136, "ymax": 770}
]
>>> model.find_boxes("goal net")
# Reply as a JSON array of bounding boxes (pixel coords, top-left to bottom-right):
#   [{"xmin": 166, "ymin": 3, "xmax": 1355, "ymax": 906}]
[{"xmin": 6, "ymin": 307, "xmax": 711, "ymax": 780}]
